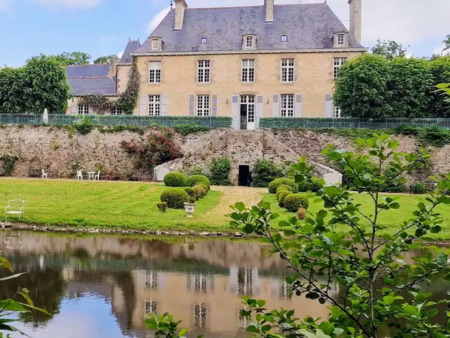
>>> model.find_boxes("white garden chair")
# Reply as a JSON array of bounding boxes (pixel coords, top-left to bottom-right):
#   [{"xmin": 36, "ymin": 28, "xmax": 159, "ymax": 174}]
[
  {"xmin": 94, "ymin": 171, "xmax": 101, "ymax": 181},
  {"xmin": 41, "ymin": 169, "xmax": 48, "ymax": 179},
  {"xmin": 76, "ymin": 170, "xmax": 83, "ymax": 180},
  {"xmin": 5, "ymin": 200, "xmax": 25, "ymax": 221}
]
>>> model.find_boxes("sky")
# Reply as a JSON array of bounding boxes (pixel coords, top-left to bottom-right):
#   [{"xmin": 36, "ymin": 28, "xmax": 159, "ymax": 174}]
[{"xmin": 0, "ymin": 0, "xmax": 449, "ymax": 67}]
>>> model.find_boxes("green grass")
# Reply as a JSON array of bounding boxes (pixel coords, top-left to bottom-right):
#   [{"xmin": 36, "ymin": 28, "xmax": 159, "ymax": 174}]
[
  {"xmin": 0, "ymin": 179, "xmax": 227, "ymax": 231},
  {"xmin": 263, "ymin": 193, "xmax": 450, "ymax": 240}
]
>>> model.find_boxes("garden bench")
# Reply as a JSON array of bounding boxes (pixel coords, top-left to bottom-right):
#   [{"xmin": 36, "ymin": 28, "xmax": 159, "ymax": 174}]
[{"xmin": 5, "ymin": 200, "xmax": 25, "ymax": 221}]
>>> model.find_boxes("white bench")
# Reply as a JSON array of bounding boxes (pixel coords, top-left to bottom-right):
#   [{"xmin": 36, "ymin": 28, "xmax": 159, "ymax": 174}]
[{"xmin": 5, "ymin": 200, "xmax": 25, "ymax": 221}]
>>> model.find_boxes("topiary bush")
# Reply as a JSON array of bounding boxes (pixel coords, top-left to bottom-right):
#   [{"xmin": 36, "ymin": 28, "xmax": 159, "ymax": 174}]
[
  {"xmin": 193, "ymin": 185, "xmax": 207, "ymax": 199},
  {"xmin": 184, "ymin": 187, "xmax": 198, "ymax": 201},
  {"xmin": 160, "ymin": 189, "xmax": 189, "ymax": 209},
  {"xmin": 284, "ymin": 194, "xmax": 309, "ymax": 213},
  {"xmin": 164, "ymin": 171, "xmax": 187, "ymax": 187},
  {"xmin": 157, "ymin": 202, "xmax": 167, "ymax": 212},
  {"xmin": 187, "ymin": 175, "xmax": 210, "ymax": 191},
  {"xmin": 276, "ymin": 187, "xmax": 291, "ymax": 200},
  {"xmin": 277, "ymin": 184, "xmax": 293, "ymax": 193},
  {"xmin": 268, "ymin": 178, "xmax": 297, "ymax": 194},
  {"xmin": 278, "ymin": 191, "xmax": 292, "ymax": 207},
  {"xmin": 298, "ymin": 180, "xmax": 322, "ymax": 193}
]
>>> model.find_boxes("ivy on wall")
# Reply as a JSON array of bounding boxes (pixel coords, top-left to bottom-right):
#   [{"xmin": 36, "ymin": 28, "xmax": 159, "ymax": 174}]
[{"xmin": 79, "ymin": 57, "xmax": 141, "ymax": 115}]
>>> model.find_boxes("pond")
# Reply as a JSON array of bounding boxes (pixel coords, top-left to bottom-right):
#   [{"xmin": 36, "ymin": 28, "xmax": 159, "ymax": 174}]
[{"xmin": 0, "ymin": 231, "xmax": 447, "ymax": 338}]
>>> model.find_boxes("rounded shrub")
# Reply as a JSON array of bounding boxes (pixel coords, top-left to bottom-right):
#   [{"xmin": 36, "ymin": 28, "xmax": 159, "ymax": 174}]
[
  {"xmin": 184, "ymin": 187, "xmax": 198, "ymax": 201},
  {"xmin": 284, "ymin": 194, "xmax": 309, "ymax": 213},
  {"xmin": 160, "ymin": 189, "xmax": 189, "ymax": 209},
  {"xmin": 268, "ymin": 178, "xmax": 297, "ymax": 194},
  {"xmin": 193, "ymin": 185, "xmax": 207, "ymax": 199},
  {"xmin": 298, "ymin": 180, "xmax": 322, "ymax": 193},
  {"xmin": 187, "ymin": 175, "xmax": 210, "ymax": 191},
  {"xmin": 297, "ymin": 207, "xmax": 307, "ymax": 220},
  {"xmin": 277, "ymin": 184, "xmax": 293, "ymax": 193},
  {"xmin": 278, "ymin": 191, "xmax": 293, "ymax": 207},
  {"xmin": 164, "ymin": 171, "xmax": 187, "ymax": 187},
  {"xmin": 411, "ymin": 183, "xmax": 427, "ymax": 195},
  {"xmin": 276, "ymin": 188, "xmax": 289, "ymax": 201}
]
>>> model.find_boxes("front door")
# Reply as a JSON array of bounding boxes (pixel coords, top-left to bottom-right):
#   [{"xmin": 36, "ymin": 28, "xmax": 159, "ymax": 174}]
[{"xmin": 240, "ymin": 95, "xmax": 255, "ymax": 130}]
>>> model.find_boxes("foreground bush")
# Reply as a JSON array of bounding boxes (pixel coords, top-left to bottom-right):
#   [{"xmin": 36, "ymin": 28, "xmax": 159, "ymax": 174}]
[
  {"xmin": 164, "ymin": 171, "xmax": 187, "ymax": 187},
  {"xmin": 187, "ymin": 175, "xmax": 210, "ymax": 191},
  {"xmin": 268, "ymin": 178, "xmax": 297, "ymax": 194},
  {"xmin": 160, "ymin": 189, "xmax": 189, "ymax": 209},
  {"xmin": 283, "ymin": 193, "xmax": 309, "ymax": 212}
]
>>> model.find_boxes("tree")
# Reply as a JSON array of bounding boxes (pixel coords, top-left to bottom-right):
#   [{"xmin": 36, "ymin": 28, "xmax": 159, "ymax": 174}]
[
  {"xmin": 147, "ymin": 134, "xmax": 450, "ymax": 337},
  {"xmin": 94, "ymin": 55, "xmax": 117, "ymax": 64},
  {"xmin": 443, "ymin": 35, "xmax": 450, "ymax": 51},
  {"xmin": 50, "ymin": 52, "xmax": 91, "ymax": 66},
  {"xmin": 334, "ymin": 54, "xmax": 393, "ymax": 119},
  {"xmin": 252, "ymin": 159, "xmax": 285, "ymax": 187},
  {"xmin": 371, "ymin": 39, "xmax": 408, "ymax": 60},
  {"xmin": 429, "ymin": 57, "xmax": 450, "ymax": 117}
]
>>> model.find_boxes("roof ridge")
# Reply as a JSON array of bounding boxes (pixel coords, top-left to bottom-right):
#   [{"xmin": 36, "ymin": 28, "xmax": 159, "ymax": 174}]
[
  {"xmin": 65, "ymin": 64, "xmax": 109, "ymax": 68},
  {"xmin": 185, "ymin": 3, "xmax": 325, "ymax": 10}
]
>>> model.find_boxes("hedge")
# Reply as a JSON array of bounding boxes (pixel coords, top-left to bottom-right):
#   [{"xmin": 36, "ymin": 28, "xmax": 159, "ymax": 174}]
[{"xmin": 160, "ymin": 189, "xmax": 189, "ymax": 209}]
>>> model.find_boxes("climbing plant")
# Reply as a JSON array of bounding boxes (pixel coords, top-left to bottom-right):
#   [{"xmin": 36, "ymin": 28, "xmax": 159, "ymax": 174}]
[{"xmin": 0, "ymin": 154, "xmax": 23, "ymax": 176}]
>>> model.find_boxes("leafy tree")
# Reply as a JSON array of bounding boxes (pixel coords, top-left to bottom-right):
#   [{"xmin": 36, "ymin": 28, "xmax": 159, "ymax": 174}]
[
  {"xmin": 209, "ymin": 157, "xmax": 232, "ymax": 186},
  {"xmin": 334, "ymin": 55, "xmax": 393, "ymax": 118},
  {"xmin": 94, "ymin": 55, "xmax": 117, "ymax": 64},
  {"xmin": 430, "ymin": 57, "xmax": 450, "ymax": 117},
  {"xmin": 147, "ymin": 134, "xmax": 450, "ymax": 337},
  {"xmin": 443, "ymin": 35, "xmax": 450, "ymax": 51},
  {"xmin": 387, "ymin": 58, "xmax": 433, "ymax": 118},
  {"xmin": 50, "ymin": 51, "xmax": 91, "ymax": 66},
  {"xmin": 371, "ymin": 39, "xmax": 408, "ymax": 60},
  {"xmin": 252, "ymin": 159, "xmax": 285, "ymax": 187},
  {"xmin": 0, "ymin": 67, "xmax": 27, "ymax": 114}
]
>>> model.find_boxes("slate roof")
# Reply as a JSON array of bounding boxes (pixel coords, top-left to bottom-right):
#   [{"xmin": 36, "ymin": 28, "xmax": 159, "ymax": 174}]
[
  {"xmin": 119, "ymin": 40, "xmax": 141, "ymax": 63},
  {"xmin": 65, "ymin": 64, "xmax": 117, "ymax": 96},
  {"xmin": 135, "ymin": 3, "xmax": 364, "ymax": 54}
]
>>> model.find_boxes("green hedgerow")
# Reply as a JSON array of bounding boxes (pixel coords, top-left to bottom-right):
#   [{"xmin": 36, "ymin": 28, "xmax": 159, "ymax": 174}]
[
  {"xmin": 164, "ymin": 171, "xmax": 188, "ymax": 187},
  {"xmin": 160, "ymin": 189, "xmax": 189, "ymax": 209},
  {"xmin": 268, "ymin": 178, "xmax": 297, "ymax": 194},
  {"xmin": 284, "ymin": 194, "xmax": 309, "ymax": 213},
  {"xmin": 187, "ymin": 175, "xmax": 210, "ymax": 191}
]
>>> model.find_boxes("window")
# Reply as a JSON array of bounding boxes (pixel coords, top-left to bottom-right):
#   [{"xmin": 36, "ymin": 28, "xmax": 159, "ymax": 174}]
[
  {"xmin": 281, "ymin": 35, "xmax": 288, "ymax": 42},
  {"xmin": 151, "ymin": 39, "xmax": 161, "ymax": 51},
  {"xmin": 243, "ymin": 35, "xmax": 256, "ymax": 49},
  {"xmin": 237, "ymin": 267, "xmax": 253, "ymax": 296},
  {"xmin": 197, "ymin": 60, "xmax": 210, "ymax": 83},
  {"xmin": 194, "ymin": 274, "xmax": 208, "ymax": 293},
  {"xmin": 337, "ymin": 34, "xmax": 345, "ymax": 46},
  {"xmin": 149, "ymin": 61, "xmax": 161, "ymax": 83},
  {"xmin": 148, "ymin": 95, "xmax": 161, "ymax": 116},
  {"xmin": 240, "ymin": 95, "xmax": 255, "ymax": 124},
  {"xmin": 196, "ymin": 95, "xmax": 210, "ymax": 116},
  {"xmin": 145, "ymin": 299, "xmax": 158, "ymax": 315},
  {"xmin": 281, "ymin": 59, "xmax": 295, "ymax": 83},
  {"xmin": 241, "ymin": 59, "xmax": 255, "ymax": 83},
  {"xmin": 333, "ymin": 57, "xmax": 347, "ymax": 79},
  {"xmin": 78, "ymin": 105, "xmax": 89, "ymax": 115},
  {"xmin": 333, "ymin": 106, "xmax": 342, "ymax": 118},
  {"xmin": 280, "ymin": 94, "xmax": 294, "ymax": 117},
  {"xmin": 145, "ymin": 270, "xmax": 158, "ymax": 289},
  {"xmin": 110, "ymin": 107, "xmax": 122, "ymax": 115},
  {"xmin": 193, "ymin": 303, "xmax": 208, "ymax": 328},
  {"xmin": 201, "ymin": 38, "xmax": 207, "ymax": 44}
]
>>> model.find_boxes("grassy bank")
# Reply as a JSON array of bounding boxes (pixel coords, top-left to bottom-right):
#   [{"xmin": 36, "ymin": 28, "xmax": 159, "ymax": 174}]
[{"xmin": 263, "ymin": 194, "xmax": 450, "ymax": 240}]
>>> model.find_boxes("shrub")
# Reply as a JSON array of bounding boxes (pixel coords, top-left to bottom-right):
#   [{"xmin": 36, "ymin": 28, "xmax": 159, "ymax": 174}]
[
  {"xmin": 157, "ymin": 202, "xmax": 167, "ymax": 212},
  {"xmin": 74, "ymin": 116, "xmax": 94, "ymax": 135},
  {"xmin": 160, "ymin": 189, "xmax": 189, "ymax": 209},
  {"xmin": 284, "ymin": 194, "xmax": 309, "ymax": 213},
  {"xmin": 193, "ymin": 185, "xmax": 207, "ymax": 199},
  {"xmin": 276, "ymin": 184, "xmax": 293, "ymax": 193},
  {"xmin": 187, "ymin": 175, "xmax": 210, "ymax": 191},
  {"xmin": 411, "ymin": 183, "xmax": 427, "ymax": 195},
  {"xmin": 297, "ymin": 207, "xmax": 307, "ymax": 220},
  {"xmin": 188, "ymin": 166, "xmax": 205, "ymax": 176},
  {"xmin": 184, "ymin": 187, "xmax": 198, "ymax": 201},
  {"xmin": 209, "ymin": 157, "xmax": 231, "ymax": 186},
  {"xmin": 268, "ymin": 178, "xmax": 297, "ymax": 194},
  {"xmin": 174, "ymin": 124, "xmax": 211, "ymax": 136},
  {"xmin": 276, "ymin": 187, "xmax": 290, "ymax": 201},
  {"xmin": 298, "ymin": 180, "xmax": 322, "ymax": 193},
  {"xmin": 278, "ymin": 191, "xmax": 292, "ymax": 207},
  {"xmin": 252, "ymin": 159, "xmax": 284, "ymax": 187},
  {"xmin": 164, "ymin": 171, "xmax": 187, "ymax": 187}
]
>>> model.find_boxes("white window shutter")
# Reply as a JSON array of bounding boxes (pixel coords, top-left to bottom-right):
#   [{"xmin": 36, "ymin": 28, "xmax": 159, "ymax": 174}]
[
  {"xmin": 161, "ymin": 95, "xmax": 169, "ymax": 116},
  {"xmin": 211, "ymin": 95, "xmax": 218, "ymax": 116},
  {"xmin": 189, "ymin": 95, "xmax": 195, "ymax": 116},
  {"xmin": 139, "ymin": 95, "xmax": 148, "ymax": 116},
  {"xmin": 294, "ymin": 94, "xmax": 302, "ymax": 118},
  {"xmin": 272, "ymin": 95, "xmax": 280, "ymax": 117},
  {"xmin": 231, "ymin": 95, "xmax": 240, "ymax": 130},
  {"xmin": 256, "ymin": 95, "xmax": 264, "ymax": 128},
  {"xmin": 324, "ymin": 94, "xmax": 333, "ymax": 118}
]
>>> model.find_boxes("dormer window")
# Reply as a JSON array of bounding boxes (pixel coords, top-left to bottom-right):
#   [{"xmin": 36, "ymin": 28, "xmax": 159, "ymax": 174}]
[
  {"xmin": 334, "ymin": 33, "xmax": 348, "ymax": 48},
  {"xmin": 281, "ymin": 35, "xmax": 288, "ymax": 42},
  {"xmin": 201, "ymin": 38, "xmax": 207, "ymax": 44},
  {"xmin": 243, "ymin": 35, "xmax": 256, "ymax": 50},
  {"xmin": 150, "ymin": 37, "xmax": 162, "ymax": 51}
]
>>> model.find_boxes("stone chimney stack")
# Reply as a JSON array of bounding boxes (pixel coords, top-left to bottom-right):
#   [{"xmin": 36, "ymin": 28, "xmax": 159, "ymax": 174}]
[
  {"xmin": 108, "ymin": 57, "xmax": 118, "ymax": 78},
  {"xmin": 265, "ymin": 0, "xmax": 274, "ymax": 23},
  {"xmin": 348, "ymin": 0, "xmax": 362, "ymax": 44},
  {"xmin": 174, "ymin": 0, "xmax": 188, "ymax": 30}
]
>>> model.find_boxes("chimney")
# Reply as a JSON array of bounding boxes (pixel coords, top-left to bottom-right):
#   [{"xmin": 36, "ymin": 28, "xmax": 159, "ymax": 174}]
[
  {"xmin": 174, "ymin": 0, "xmax": 188, "ymax": 30},
  {"xmin": 348, "ymin": 0, "xmax": 362, "ymax": 44},
  {"xmin": 108, "ymin": 57, "xmax": 119, "ymax": 78},
  {"xmin": 265, "ymin": 0, "xmax": 274, "ymax": 23}
]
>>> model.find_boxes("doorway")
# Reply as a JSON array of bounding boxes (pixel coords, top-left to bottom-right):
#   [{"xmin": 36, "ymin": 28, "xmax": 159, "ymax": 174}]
[
  {"xmin": 238, "ymin": 165, "xmax": 250, "ymax": 187},
  {"xmin": 240, "ymin": 95, "xmax": 255, "ymax": 130}
]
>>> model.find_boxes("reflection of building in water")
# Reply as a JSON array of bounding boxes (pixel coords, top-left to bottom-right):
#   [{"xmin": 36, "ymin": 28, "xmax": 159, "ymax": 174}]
[{"xmin": 193, "ymin": 303, "xmax": 208, "ymax": 329}]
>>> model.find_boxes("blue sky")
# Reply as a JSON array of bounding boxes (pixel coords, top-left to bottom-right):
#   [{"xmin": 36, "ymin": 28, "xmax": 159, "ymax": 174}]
[{"xmin": 0, "ymin": 0, "xmax": 449, "ymax": 67}]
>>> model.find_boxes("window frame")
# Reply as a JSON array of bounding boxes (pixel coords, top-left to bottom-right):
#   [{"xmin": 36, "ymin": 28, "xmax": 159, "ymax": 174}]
[
  {"xmin": 243, "ymin": 35, "xmax": 256, "ymax": 50},
  {"xmin": 196, "ymin": 95, "xmax": 211, "ymax": 117},
  {"xmin": 280, "ymin": 94, "xmax": 295, "ymax": 117},
  {"xmin": 201, "ymin": 37, "xmax": 207, "ymax": 44},
  {"xmin": 149, "ymin": 61, "xmax": 162, "ymax": 84},
  {"xmin": 78, "ymin": 104, "xmax": 89, "ymax": 115},
  {"xmin": 281, "ymin": 58, "xmax": 295, "ymax": 83},
  {"xmin": 241, "ymin": 59, "xmax": 255, "ymax": 83},
  {"xmin": 333, "ymin": 57, "xmax": 347, "ymax": 79},
  {"xmin": 151, "ymin": 39, "xmax": 160, "ymax": 51},
  {"xmin": 337, "ymin": 34, "xmax": 345, "ymax": 46},
  {"xmin": 333, "ymin": 106, "xmax": 342, "ymax": 118},
  {"xmin": 110, "ymin": 106, "xmax": 122, "ymax": 116},
  {"xmin": 148, "ymin": 95, "xmax": 161, "ymax": 116},
  {"xmin": 281, "ymin": 35, "xmax": 288, "ymax": 42},
  {"xmin": 197, "ymin": 60, "xmax": 211, "ymax": 83}
]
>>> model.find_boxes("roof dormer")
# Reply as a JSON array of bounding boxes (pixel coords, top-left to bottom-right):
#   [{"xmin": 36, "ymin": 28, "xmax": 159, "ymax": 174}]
[
  {"xmin": 150, "ymin": 37, "xmax": 163, "ymax": 52},
  {"xmin": 243, "ymin": 34, "xmax": 257, "ymax": 50},
  {"xmin": 334, "ymin": 32, "xmax": 348, "ymax": 48}
]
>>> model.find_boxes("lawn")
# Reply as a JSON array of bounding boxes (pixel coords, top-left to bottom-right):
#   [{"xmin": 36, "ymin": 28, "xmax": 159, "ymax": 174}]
[
  {"xmin": 0, "ymin": 179, "xmax": 228, "ymax": 231},
  {"xmin": 263, "ymin": 193, "xmax": 450, "ymax": 240}
]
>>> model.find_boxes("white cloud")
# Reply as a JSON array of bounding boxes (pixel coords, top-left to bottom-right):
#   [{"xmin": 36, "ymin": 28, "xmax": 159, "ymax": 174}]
[
  {"xmin": 433, "ymin": 44, "xmax": 450, "ymax": 57},
  {"xmin": 117, "ymin": 51, "xmax": 124, "ymax": 58},
  {"xmin": 0, "ymin": 0, "xmax": 14, "ymax": 13},
  {"xmin": 29, "ymin": 0, "xmax": 102, "ymax": 9}
]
